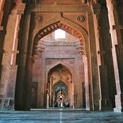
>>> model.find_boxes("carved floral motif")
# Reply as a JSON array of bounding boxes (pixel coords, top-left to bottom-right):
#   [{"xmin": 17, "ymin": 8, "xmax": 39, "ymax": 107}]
[{"xmin": 77, "ymin": 15, "xmax": 85, "ymax": 23}]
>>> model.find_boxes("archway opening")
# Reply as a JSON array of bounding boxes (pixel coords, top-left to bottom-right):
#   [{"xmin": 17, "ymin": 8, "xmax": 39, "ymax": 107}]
[
  {"xmin": 55, "ymin": 29, "xmax": 66, "ymax": 39},
  {"xmin": 31, "ymin": 27, "xmax": 85, "ymax": 109},
  {"xmin": 47, "ymin": 64, "xmax": 72, "ymax": 108},
  {"xmin": 53, "ymin": 82, "xmax": 68, "ymax": 108},
  {"xmin": 33, "ymin": 21, "xmax": 85, "ymax": 56}
]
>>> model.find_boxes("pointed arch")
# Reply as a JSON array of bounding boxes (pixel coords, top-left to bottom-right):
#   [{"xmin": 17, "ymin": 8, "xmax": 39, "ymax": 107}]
[
  {"xmin": 47, "ymin": 63, "xmax": 73, "ymax": 107},
  {"xmin": 33, "ymin": 16, "xmax": 88, "ymax": 55},
  {"xmin": 47, "ymin": 62, "xmax": 74, "ymax": 77}
]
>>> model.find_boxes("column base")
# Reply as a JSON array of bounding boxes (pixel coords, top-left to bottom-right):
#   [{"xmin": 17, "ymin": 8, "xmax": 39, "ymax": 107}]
[
  {"xmin": 114, "ymin": 94, "xmax": 123, "ymax": 112},
  {"xmin": 114, "ymin": 107, "xmax": 123, "ymax": 112},
  {"xmin": 0, "ymin": 96, "xmax": 14, "ymax": 109}
]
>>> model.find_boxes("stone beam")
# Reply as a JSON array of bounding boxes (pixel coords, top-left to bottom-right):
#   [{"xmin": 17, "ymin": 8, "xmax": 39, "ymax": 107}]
[{"xmin": 30, "ymin": 5, "xmax": 92, "ymax": 14}]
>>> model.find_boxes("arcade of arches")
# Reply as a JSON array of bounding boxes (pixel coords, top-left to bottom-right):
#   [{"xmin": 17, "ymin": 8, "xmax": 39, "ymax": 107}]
[{"xmin": 0, "ymin": 0, "xmax": 123, "ymax": 113}]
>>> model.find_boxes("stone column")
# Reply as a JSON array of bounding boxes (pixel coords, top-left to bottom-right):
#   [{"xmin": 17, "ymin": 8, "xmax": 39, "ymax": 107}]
[
  {"xmin": 83, "ymin": 56, "xmax": 90, "ymax": 110},
  {"xmin": 0, "ymin": 1, "xmax": 25, "ymax": 108},
  {"xmin": 75, "ymin": 56, "xmax": 83, "ymax": 108},
  {"xmin": 0, "ymin": 0, "xmax": 5, "ymax": 84},
  {"xmin": 88, "ymin": 12, "xmax": 101, "ymax": 110},
  {"xmin": 106, "ymin": 0, "xmax": 123, "ymax": 112},
  {"xmin": 92, "ymin": 3, "xmax": 112, "ymax": 110},
  {"xmin": 23, "ymin": 56, "xmax": 33, "ymax": 110},
  {"xmin": 15, "ymin": 12, "xmax": 31, "ymax": 110},
  {"xmin": 92, "ymin": 3, "xmax": 102, "ymax": 111}
]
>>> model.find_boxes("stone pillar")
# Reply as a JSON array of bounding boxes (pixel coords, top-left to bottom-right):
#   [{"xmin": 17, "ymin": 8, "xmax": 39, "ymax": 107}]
[
  {"xmin": 15, "ymin": 12, "xmax": 31, "ymax": 110},
  {"xmin": 23, "ymin": 56, "xmax": 33, "ymax": 110},
  {"xmin": 92, "ymin": 3, "xmax": 112, "ymax": 110},
  {"xmin": 92, "ymin": 3, "xmax": 102, "ymax": 111},
  {"xmin": 88, "ymin": 12, "xmax": 101, "ymax": 110},
  {"xmin": 0, "ymin": 0, "xmax": 5, "ymax": 83},
  {"xmin": 106, "ymin": 0, "xmax": 123, "ymax": 112},
  {"xmin": 0, "ymin": 1, "xmax": 25, "ymax": 108},
  {"xmin": 75, "ymin": 56, "xmax": 83, "ymax": 108},
  {"xmin": 83, "ymin": 56, "xmax": 90, "ymax": 110}
]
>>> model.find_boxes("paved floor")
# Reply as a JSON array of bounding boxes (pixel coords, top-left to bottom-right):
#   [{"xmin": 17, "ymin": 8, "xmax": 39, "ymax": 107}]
[{"xmin": 0, "ymin": 109, "xmax": 123, "ymax": 123}]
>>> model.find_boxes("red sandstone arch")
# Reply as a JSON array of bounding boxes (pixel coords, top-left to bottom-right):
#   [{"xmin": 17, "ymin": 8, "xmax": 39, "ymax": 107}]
[
  {"xmin": 47, "ymin": 63, "xmax": 73, "ymax": 88},
  {"xmin": 47, "ymin": 63, "xmax": 74, "ymax": 107},
  {"xmin": 47, "ymin": 62, "xmax": 73, "ymax": 76},
  {"xmin": 31, "ymin": 15, "xmax": 100, "ymax": 110},
  {"xmin": 32, "ymin": 16, "xmax": 89, "ymax": 55}
]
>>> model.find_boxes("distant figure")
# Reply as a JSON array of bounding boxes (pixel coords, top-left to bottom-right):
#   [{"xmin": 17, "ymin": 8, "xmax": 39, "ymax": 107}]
[
  {"xmin": 59, "ymin": 95, "xmax": 63, "ymax": 108},
  {"xmin": 59, "ymin": 95, "xmax": 62, "ymax": 100}
]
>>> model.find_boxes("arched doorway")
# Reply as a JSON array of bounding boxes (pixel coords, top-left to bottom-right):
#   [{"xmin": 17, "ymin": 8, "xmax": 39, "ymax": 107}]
[
  {"xmin": 0, "ymin": 0, "xmax": 117, "ymax": 112},
  {"xmin": 53, "ymin": 82, "xmax": 68, "ymax": 108},
  {"xmin": 31, "ymin": 18, "xmax": 91, "ymax": 109},
  {"xmin": 47, "ymin": 64, "xmax": 74, "ymax": 108},
  {"xmin": 15, "ymin": 5, "xmax": 101, "ymax": 110}
]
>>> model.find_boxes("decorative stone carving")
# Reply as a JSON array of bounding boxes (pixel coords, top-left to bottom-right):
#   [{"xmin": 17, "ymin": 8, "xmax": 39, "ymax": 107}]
[
  {"xmin": 77, "ymin": 15, "xmax": 85, "ymax": 23},
  {"xmin": 69, "ymin": 59, "xmax": 74, "ymax": 64}
]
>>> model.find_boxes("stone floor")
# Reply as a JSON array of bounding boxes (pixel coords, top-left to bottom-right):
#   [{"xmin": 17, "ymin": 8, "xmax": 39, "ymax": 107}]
[{"xmin": 0, "ymin": 109, "xmax": 123, "ymax": 123}]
